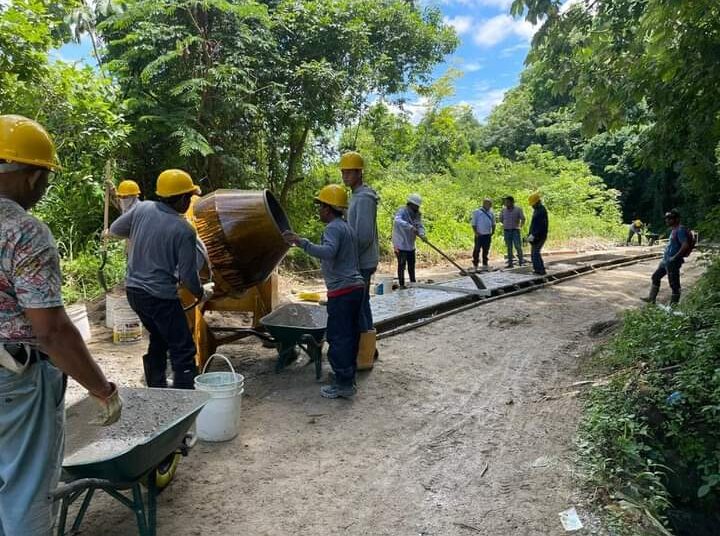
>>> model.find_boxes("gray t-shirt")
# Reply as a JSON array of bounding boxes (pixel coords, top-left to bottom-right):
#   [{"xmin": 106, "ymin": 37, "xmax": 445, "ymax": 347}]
[
  {"xmin": 109, "ymin": 201, "xmax": 202, "ymax": 300},
  {"xmin": 499, "ymin": 206, "xmax": 525, "ymax": 230},
  {"xmin": 347, "ymin": 185, "xmax": 379, "ymax": 270},
  {"xmin": 300, "ymin": 218, "xmax": 364, "ymax": 292}
]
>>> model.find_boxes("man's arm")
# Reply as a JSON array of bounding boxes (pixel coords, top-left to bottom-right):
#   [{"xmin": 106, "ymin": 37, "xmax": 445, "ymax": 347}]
[
  {"xmin": 353, "ymin": 197, "xmax": 377, "ymax": 255},
  {"xmin": 394, "ymin": 210, "xmax": 416, "ymax": 231},
  {"xmin": 24, "ymin": 307, "xmax": 113, "ymax": 398},
  {"xmin": 301, "ymin": 225, "xmax": 341, "ymax": 260},
  {"xmin": 177, "ymin": 231, "xmax": 203, "ymax": 298},
  {"xmin": 518, "ymin": 208, "xmax": 526, "ymax": 226},
  {"xmin": 670, "ymin": 229, "xmax": 691, "ymax": 261},
  {"xmin": 108, "ymin": 205, "xmax": 134, "ymax": 238}
]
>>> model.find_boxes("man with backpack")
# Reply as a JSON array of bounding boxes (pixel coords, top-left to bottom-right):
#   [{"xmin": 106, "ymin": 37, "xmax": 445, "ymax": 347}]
[{"xmin": 643, "ymin": 209, "xmax": 694, "ymax": 305}]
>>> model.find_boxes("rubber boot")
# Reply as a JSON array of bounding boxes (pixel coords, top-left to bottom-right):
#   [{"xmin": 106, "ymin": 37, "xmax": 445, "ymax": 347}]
[
  {"xmin": 670, "ymin": 293, "xmax": 681, "ymax": 306},
  {"xmin": 357, "ymin": 329, "xmax": 377, "ymax": 371},
  {"xmin": 641, "ymin": 285, "xmax": 660, "ymax": 304}
]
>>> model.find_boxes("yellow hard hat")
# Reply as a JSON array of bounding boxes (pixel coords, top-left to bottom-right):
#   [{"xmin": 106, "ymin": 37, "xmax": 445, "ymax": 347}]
[
  {"xmin": 117, "ymin": 179, "xmax": 141, "ymax": 197},
  {"xmin": 0, "ymin": 114, "xmax": 60, "ymax": 171},
  {"xmin": 339, "ymin": 151, "xmax": 364, "ymax": 170},
  {"xmin": 156, "ymin": 169, "xmax": 196, "ymax": 197},
  {"xmin": 315, "ymin": 184, "xmax": 348, "ymax": 209},
  {"xmin": 528, "ymin": 192, "xmax": 541, "ymax": 206},
  {"xmin": 633, "ymin": 219, "xmax": 642, "ymax": 227}
]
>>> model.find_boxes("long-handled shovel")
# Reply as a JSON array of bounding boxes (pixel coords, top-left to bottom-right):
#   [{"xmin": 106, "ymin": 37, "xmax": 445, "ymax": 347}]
[
  {"xmin": 420, "ymin": 236, "xmax": 486, "ymax": 290},
  {"xmin": 98, "ymin": 163, "xmax": 112, "ymax": 293}
]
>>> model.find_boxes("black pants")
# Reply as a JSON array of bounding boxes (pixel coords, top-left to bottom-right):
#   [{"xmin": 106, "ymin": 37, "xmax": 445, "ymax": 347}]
[
  {"xmin": 651, "ymin": 260, "xmax": 681, "ymax": 294},
  {"xmin": 627, "ymin": 230, "xmax": 642, "ymax": 245},
  {"xmin": 126, "ymin": 287, "xmax": 198, "ymax": 389},
  {"xmin": 473, "ymin": 234, "xmax": 492, "ymax": 266},
  {"xmin": 396, "ymin": 249, "xmax": 416, "ymax": 287},
  {"xmin": 326, "ymin": 288, "xmax": 364, "ymax": 387},
  {"xmin": 531, "ymin": 238, "xmax": 546, "ymax": 274}
]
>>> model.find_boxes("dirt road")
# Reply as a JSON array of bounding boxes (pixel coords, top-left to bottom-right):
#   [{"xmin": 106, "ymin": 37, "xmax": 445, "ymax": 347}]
[{"xmin": 67, "ymin": 257, "xmax": 703, "ymax": 535}]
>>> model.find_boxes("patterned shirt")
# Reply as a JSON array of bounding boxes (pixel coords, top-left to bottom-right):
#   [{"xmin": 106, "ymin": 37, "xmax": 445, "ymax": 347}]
[{"xmin": 0, "ymin": 198, "xmax": 63, "ymax": 343}]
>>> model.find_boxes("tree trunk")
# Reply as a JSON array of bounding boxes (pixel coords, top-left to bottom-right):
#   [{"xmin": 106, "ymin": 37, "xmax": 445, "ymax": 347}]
[{"xmin": 279, "ymin": 124, "xmax": 310, "ymax": 205}]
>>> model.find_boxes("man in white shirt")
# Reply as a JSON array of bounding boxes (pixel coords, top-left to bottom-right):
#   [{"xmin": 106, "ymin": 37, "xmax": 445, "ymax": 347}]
[{"xmin": 470, "ymin": 198, "xmax": 495, "ymax": 271}]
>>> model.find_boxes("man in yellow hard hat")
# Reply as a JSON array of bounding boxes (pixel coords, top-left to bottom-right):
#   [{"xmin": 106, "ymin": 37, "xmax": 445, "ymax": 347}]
[
  {"xmin": 110, "ymin": 179, "xmax": 142, "ymax": 214},
  {"xmin": 282, "ymin": 184, "xmax": 365, "ymax": 399},
  {"xmin": 110, "ymin": 169, "xmax": 213, "ymax": 389},
  {"xmin": 527, "ymin": 192, "xmax": 548, "ymax": 275},
  {"xmin": 626, "ymin": 218, "xmax": 644, "ymax": 246},
  {"xmin": 340, "ymin": 151, "xmax": 379, "ymax": 359},
  {"xmin": 0, "ymin": 115, "xmax": 121, "ymax": 534}
]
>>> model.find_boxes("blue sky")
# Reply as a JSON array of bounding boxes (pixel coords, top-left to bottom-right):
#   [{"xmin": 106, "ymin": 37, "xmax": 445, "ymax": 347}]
[{"xmin": 56, "ymin": 0, "xmax": 547, "ymax": 123}]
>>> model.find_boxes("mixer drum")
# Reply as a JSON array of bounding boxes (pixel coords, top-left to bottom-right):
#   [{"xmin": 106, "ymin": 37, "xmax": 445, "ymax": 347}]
[{"xmin": 193, "ymin": 189, "xmax": 291, "ymax": 296}]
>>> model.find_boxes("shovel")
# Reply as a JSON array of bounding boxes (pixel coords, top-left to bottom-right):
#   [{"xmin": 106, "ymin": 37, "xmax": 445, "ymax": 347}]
[
  {"xmin": 420, "ymin": 236, "xmax": 486, "ymax": 290},
  {"xmin": 98, "ymin": 162, "xmax": 112, "ymax": 293}
]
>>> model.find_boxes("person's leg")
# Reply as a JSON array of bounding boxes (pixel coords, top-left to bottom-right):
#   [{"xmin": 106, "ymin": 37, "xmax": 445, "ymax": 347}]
[
  {"xmin": 627, "ymin": 229, "xmax": 634, "ymax": 246},
  {"xmin": 513, "ymin": 230, "xmax": 525, "ymax": 265},
  {"xmin": 323, "ymin": 290, "xmax": 363, "ymax": 396},
  {"xmin": 643, "ymin": 262, "xmax": 667, "ymax": 303},
  {"xmin": 480, "ymin": 235, "xmax": 491, "ymax": 267},
  {"xmin": 359, "ymin": 268, "xmax": 375, "ymax": 331},
  {"xmin": 667, "ymin": 261, "xmax": 682, "ymax": 304},
  {"xmin": 532, "ymin": 238, "xmax": 546, "ymax": 274},
  {"xmin": 637, "ymin": 232, "xmax": 642, "ymax": 246},
  {"xmin": 127, "ymin": 288, "xmax": 168, "ymax": 387},
  {"xmin": 407, "ymin": 249, "xmax": 417, "ymax": 283},
  {"xmin": 472, "ymin": 235, "xmax": 481, "ymax": 268},
  {"xmin": 151, "ymin": 298, "xmax": 198, "ymax": 389},
  {"xmin": 0, "ymin": 362, "xmax": 65, "ymax": 535},
  {"xmin": 503, "ymin": 230, "xmax": 513, "ymax": 266},
  {"xmin": 396, "ymin": 250, "xmax": 406, "ymax": 287}
]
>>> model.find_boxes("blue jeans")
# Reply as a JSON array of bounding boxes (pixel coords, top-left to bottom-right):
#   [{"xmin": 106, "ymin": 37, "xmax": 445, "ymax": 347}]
[
  {"xmin": 326, "ymin": 288, "xmax": 363, "ymax": 387},
  {"xmin": 126, "ymin": 287, "xmax": 198, "ymax": 389},
  {"xmin": 531, "ymin": 237, "xmax": 546, "ymax": 274},
  {"xmin": 359, "ymin": 268, "xmax": 376, "ymax": 332},
  {"xmin": 504, "ymin": 229, "xmax": 523, "ymax": 265},
  {"xmin": 0, "ymin": 361, "xmax": 65, "ymax": 535}
]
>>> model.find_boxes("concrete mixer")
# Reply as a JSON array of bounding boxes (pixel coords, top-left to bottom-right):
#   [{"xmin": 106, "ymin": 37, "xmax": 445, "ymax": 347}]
[{"xmin": 182, "ymin": 189, "xmax": 291, "ymax": 368}]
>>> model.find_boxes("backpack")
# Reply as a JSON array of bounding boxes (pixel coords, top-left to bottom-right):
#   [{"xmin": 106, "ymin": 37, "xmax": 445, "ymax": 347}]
[{"xmin": 674, "ymin": 226, "xmax": 696, "ymax": 257}]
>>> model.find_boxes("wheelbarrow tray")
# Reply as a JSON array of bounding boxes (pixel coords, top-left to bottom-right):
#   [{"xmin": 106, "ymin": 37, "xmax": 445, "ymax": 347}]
[
  {"xmin": 63, "ymin": 388, "xmax": 209, "ymax": 483},
  {"xmin": 260, "ymin": 303, "xmax": 328, "ymax": 345}
]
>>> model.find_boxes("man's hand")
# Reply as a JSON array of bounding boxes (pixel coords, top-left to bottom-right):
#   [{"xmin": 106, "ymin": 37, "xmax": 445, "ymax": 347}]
[
  {"xmin": 527, "ymin": 234, "xmax": 534, "ymax": 243},
  {"xmin": 282, "ymin": 231, "xmax": 301, "ymax": 246},
  {"xmin": 201, "ymin": 282, "xmax": 215, "ymax": 303},
  {"xmin": 90, "ymin": 382, "xmax": 122, "ymax": 426}
]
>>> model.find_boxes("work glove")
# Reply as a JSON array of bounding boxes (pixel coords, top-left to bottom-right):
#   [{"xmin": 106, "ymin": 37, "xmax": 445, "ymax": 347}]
[
  {"xmin": 201, "ymin": 282, "xmax": 215, "ymax": 303},
  {"xmin": 527, "ymin": 234, "xmax": 534, "ymax": 243},
  {"xmin": 91, "ymin": 382, "xmax": 123, "ymax": 426}
]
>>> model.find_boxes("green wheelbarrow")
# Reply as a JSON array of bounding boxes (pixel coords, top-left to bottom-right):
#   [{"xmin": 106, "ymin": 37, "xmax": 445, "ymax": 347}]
[
  {"xmin": 260, "ymin": 303, "xmax": 328, "ymax": 380},
  {"xmin": 55, "ymin": 388, "xmax": 209, "ymax": 536}
]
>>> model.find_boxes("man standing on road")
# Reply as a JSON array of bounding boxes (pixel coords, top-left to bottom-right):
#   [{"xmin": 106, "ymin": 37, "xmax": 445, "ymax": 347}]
[
  {"xmin": 110, "ymin": 169, "xmax": 213, "ymax": 389},
  {"xmin": 471, "ymin": 198, "xmax": 495, "ymax": 272},
  {"xmin": 499, "ymin": 196, "xmax": 525, "ymax": 267},
  {"xmin": 0, "ymin": 115, "xmax": 121, "ymax": 535},
  {"xmin": 527, "ymin": 193, "xmax": 548, "ymax": 275},
  {"xmin": 643, "ymin": 209, "xmax": 691, "ymax": 305},
  {"xmin": 282, "ymin": 185, "xmax": 365, "ymax": 399},
  {"xmin": 392, "ymin": 194, "xmax": 426, "ymax": 288},
  {"xmin": 341, "ymin": 151, "xmax": 379, "ymax": 342}
]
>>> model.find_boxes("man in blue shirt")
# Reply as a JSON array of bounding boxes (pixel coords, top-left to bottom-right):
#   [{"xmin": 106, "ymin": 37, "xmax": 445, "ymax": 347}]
[
  {"xmin": 392, "ymin": 194, "xmax": 426, "ymax": 288},
  {"xmin": 110, "ymin": 169, "xmax": 212, "ymax": 389},
  {"xmin": 283, "ymin": 185, "xmax": 365, "ymax": 399},
  {"xmin": 643, "ymin": 209, "xmax": 691, "ymax": 305},
  {"xmin": 471, "ymin": 198, "xmax": 495, "ymax": 272}
]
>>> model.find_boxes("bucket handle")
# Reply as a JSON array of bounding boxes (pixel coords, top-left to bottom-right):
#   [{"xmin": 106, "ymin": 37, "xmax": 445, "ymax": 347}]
[{"xmin": 201, "ymin": 353, "xmax": 242, "ymax": 396}]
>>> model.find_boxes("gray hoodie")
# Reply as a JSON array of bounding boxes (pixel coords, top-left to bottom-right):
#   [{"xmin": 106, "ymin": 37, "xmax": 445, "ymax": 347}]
[{"xmin": 347, "ymin": 184, "xmax": 379, "ymax": 270}]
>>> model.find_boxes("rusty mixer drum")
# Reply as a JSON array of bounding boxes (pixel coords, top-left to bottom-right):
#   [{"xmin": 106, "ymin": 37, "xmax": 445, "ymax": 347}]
[{"xmin": 192, "ymin": 189, "xmax": 291, "ymax": 296}]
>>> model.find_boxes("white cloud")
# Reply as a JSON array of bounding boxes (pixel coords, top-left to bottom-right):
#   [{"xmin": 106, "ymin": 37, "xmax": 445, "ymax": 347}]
[
  {"xmin": 473, "ymin": 14, "xmax": 540, "ymax": 47},
  {"xmin": 439, "ymin": 0, "xmax": 514, "ymax": 8},
  {"xmin": 385, "ymin": 97, "xmax": 432, "ymax": 125},
  {"xmin": 560, "ymin": 0, "xmax": 582, "ymax": 14},
  {"xmin": 464, "ymin": 62, "xmax": 483, "ymax": 72},
  {"xmin": 460, "ymin": 88, "xmax": 509, "ymax": 120},
  {"xmin": 500, "ymin": 42, "xmax": 531, "ymax": 57},
  {"xmin": 443, "ymin": 15, "xmax": 474, "ymax": 35}
]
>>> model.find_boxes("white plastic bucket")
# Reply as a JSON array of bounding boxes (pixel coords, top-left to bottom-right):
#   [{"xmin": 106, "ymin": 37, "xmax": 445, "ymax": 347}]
[
  {"xmin": 67, "ymin": 303, "xmax": 92, "ymax": 342},
  {"xmin": 113, "ymin": 306, "xmax": 142, "ymax": 345},
  {"xmin": 194, "ymin": 354, "xmax": 245, "ymax": 442},
  {"xmin": 105, "ymin": 292, "xmax": 126, "ymax": 328}
]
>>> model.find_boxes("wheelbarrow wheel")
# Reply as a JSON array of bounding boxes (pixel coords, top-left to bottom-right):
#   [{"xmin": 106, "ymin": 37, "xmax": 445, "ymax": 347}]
[{"xmin": 142, "ymin": 451, "xmax": 181, "ymax": 493}]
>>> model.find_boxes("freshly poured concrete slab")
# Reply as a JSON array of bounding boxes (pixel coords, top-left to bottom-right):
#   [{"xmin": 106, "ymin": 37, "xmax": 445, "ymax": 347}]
[{"xmin": 372, "ymin": 286, "xmax": 472, "ymax": 327}]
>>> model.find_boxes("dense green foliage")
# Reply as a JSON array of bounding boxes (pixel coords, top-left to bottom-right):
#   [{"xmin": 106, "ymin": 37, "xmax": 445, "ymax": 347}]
[
  {"xmin": 485, "ymin": 0, "xmax": 720, "ymax": 235},
  {"xmin": 579, "ymin": 255, "xmax": 720, "ymax": 535}
]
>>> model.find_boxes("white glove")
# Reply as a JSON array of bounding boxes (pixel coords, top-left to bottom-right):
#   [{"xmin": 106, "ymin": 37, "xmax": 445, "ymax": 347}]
[
  {"xmin": 201, "ymin": 282, "xmax": 215, "ymax": 303},
  {"xmin": 527, "ymin": 234, "xmax": 534, "ymax": 243}
]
